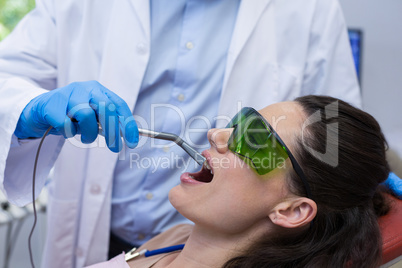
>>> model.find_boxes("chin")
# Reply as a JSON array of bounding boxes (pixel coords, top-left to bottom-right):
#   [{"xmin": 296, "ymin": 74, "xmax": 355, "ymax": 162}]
[
  {"xmin": 168, "ymin": 185, "xmax": 182, "ymax": 210},
  {"xmin": 168, "ymin": 186, "xmax": 199, "ymax": 222}
]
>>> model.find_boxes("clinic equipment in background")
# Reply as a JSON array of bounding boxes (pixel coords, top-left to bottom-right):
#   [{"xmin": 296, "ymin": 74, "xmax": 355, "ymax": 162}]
[{"xmin": 0, "ymin": 190, "xmax": 47, "ymax": 268}]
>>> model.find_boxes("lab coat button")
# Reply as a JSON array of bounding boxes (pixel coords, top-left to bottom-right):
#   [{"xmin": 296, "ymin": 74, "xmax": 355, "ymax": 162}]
[
  {"xmin": 136, "ymin": 43, "xmax": 147, "ymax": 54},
  {"xmin": 146, "ymin": 192, "xmax": 153, "ymax": 200},
  {"xmin": 90, "ymin": 184, "xmax": 101, "ymax": 195},
  {"xmin": 177, "ymin": 94, "xmax": 185, "ymax": 102},
  {"xmin": 186, "ymin": 42, "xmax": 194, "ymax": 50}
]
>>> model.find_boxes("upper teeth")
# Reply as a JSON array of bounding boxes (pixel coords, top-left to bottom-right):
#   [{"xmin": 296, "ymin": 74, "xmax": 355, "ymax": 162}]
[{"xmin": 204, "ymin": 161, "xmax": 213, "ymax": 175}]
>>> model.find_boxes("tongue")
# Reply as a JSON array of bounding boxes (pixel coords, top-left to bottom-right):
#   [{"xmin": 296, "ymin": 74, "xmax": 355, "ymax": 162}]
[{"xmin": 190, "ymin": 167, "xmax": 213, "ymax": 183}]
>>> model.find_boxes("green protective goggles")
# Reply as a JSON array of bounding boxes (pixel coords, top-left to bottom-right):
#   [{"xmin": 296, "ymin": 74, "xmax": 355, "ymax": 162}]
[{"xmin": 226, "ymin": 107, "xmax": 313, "ymax": 199}]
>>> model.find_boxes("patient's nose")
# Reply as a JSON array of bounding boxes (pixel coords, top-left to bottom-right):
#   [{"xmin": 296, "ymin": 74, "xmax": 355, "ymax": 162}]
[{"xmin": 207, "ymin": 128, "xmax": 232, "ymax": 154}]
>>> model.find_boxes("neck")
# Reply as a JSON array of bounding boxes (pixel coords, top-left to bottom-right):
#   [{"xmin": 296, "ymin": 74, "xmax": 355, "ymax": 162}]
[{"xmin": 164, "ymin": 224, "xmax": 264, "ymax": 268}]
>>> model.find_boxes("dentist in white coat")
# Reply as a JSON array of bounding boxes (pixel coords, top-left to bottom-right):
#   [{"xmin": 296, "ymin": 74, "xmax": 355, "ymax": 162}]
[{"xmin": 0, "ymin": 0, "xmax": 360, "ymax": 267}]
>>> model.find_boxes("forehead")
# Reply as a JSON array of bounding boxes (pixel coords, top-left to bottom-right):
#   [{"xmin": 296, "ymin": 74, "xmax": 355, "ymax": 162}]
[{"xmin": 258, "ymin": 101, "xmax": 305, "ymax": 148}]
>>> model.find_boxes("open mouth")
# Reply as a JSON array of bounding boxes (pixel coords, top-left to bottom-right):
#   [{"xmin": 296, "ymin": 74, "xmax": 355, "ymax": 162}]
[{"xmin": 188, "ymin": 161, "xmax": 214, "ymax": 183}]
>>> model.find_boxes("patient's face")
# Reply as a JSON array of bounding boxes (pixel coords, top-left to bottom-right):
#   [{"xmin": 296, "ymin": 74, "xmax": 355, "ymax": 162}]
[{"xmin": 169, "ymin": 101, "xmax": 305, "ymax": 236}]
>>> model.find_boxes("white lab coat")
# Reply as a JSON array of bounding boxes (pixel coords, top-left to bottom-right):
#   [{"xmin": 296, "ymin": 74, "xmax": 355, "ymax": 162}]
[{"xmin": 0, "ymin": 0, "xmax": 360, "ymax": 267}]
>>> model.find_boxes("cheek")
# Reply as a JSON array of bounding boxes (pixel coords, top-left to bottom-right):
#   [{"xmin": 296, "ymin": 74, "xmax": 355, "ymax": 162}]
[{"xmin": 203, "ymin": 180, "xmax": 270, "ymax": 231}]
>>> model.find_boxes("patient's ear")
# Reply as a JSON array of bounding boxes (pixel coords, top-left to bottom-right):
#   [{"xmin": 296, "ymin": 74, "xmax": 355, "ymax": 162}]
[{"xmin": 268, "ymin": 198, "xmax": 317, "ymax": 228}]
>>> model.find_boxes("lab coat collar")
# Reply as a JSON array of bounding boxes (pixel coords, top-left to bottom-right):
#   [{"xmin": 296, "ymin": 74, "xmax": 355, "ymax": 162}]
[{"xmin": 222, "ymin": 0, "xmax": 273, "ymax": 92}]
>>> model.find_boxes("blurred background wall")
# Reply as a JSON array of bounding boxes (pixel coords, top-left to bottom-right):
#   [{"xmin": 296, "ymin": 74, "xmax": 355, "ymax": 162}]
[
  {"xmin": 338, "ymin": 0, "xmax": 402, "ymax": 177},
  {"xmin": 0, "ymin": 0, "xmax": 401, "ymax": 267}
]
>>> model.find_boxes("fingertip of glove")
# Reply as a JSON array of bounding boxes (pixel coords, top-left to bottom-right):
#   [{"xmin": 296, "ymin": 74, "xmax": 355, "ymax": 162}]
[
  {"xmin": 81, "ymin": 135, "xmax": 97, "ymax": 144},
  {"xmin": 123, "ymin": 124, "xmax": 139, "ymax": 149},
  {"xmin": 125, "ymin": 140, "xmax": 139, "ymax": 149},
  {"xmin": 106, "ymin": 138, "xmax": 123, "ymax": 153}
]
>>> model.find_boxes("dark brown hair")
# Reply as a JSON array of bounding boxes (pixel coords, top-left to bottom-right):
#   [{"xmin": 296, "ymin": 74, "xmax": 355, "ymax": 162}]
[{"xmin": 223, "ymin": 95, "xmax": 390, "ymax": 268}]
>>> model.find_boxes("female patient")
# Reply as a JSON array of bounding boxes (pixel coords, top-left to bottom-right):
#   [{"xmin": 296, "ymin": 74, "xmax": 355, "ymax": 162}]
[{"xmin": 90, "ymin": 95, "xmax": 390, "ymax": 268}]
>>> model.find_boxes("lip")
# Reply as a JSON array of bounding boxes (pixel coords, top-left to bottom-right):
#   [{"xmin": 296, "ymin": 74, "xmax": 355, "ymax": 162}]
[{"xmin": 180, "ymin": 172, "xmax": 206, "ymax": 185}]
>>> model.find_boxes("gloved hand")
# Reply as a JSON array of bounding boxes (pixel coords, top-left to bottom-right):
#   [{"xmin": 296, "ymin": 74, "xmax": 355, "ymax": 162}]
[
  {"xmin": 14, "ymin": 81, "xmax": 138, "ymax": 152},
  {"xmin": 384, "ymin": 172, "xmax": 402, "ymax": 199}
]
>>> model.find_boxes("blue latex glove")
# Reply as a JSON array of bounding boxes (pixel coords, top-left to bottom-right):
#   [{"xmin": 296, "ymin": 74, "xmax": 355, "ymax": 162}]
[
  {"xmin": 383, "ymin": 172, "xmax": 402, "ymax": 199},
  {"xmin": 14, "ymin": 81, "xmax": 138, "ymax": 152}
]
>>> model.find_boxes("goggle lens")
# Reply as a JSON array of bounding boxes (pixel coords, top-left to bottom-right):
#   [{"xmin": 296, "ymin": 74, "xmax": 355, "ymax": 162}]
[{"xmin": 226, "ymin": 107, "xmax": 289, "ymax": 175}]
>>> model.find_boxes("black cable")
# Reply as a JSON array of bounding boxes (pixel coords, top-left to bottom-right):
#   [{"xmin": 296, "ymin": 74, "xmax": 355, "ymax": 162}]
[{"xmin": 28, "ymin": 127, "xmax": 52, "ymax": 268}]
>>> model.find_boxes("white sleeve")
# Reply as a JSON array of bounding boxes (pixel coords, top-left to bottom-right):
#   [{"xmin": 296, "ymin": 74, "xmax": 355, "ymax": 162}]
[
  {"xmin": 301, "ymin": 0, "xmax": 362, "ymax": 108},
  {"xmin": 0, "ymin": 0, "xmax": 63, "ymax": 206}
]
